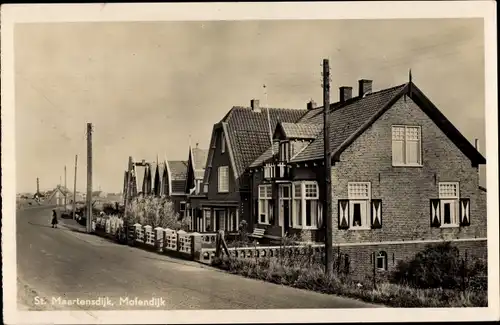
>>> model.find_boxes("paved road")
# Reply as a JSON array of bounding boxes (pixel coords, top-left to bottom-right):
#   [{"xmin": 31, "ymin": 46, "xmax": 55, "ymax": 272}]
[{"xmin": 17, "ymin": 206, "xmax": 381, "ymax": 310}]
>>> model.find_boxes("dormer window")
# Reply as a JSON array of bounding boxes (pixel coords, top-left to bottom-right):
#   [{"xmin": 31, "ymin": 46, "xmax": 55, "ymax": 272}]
[{"xmin": 279, "ymin": 141, "xmax": 290, "ymax": 162}]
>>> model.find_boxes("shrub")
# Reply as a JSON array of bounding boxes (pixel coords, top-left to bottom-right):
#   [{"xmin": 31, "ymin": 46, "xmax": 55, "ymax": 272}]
[
  {"xmin": 391, "ymin": 242, "xmax": 486, "ymax": 291},
  {"xmin": 126, "ymin": 195, "xmax": 188, "ymax": 230}
]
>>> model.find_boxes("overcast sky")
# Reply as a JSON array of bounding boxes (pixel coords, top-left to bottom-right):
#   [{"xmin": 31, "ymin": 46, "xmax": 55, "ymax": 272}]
[{"xmin": 14, "ymin": 18, "xmax": 486, "ymax": 193}]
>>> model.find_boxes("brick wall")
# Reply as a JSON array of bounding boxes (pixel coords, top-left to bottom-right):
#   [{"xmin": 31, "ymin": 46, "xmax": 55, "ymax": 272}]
[
  {"xmin": 338, "ymin": 239, "xmax": 487, "ymax": 281},
  {"xmin": 331, "ymin": 96, "xmax": 486, "ymax": 244}
]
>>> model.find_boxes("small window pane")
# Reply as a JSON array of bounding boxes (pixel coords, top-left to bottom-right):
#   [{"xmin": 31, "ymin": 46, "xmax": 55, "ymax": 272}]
[
  {"xmin": 305, "ymin": 183, "xmax": 318, "ymax": 198},
  {"xmin": 406, "ymin": 127, "xmax": 420, "ymax": 141},
  {"xmin": 348, "ymin": 182, "xmax": 370, "ymax": 199},
  {"xmin": 392, "ymin": 126, "xmax": 405, "ymax": 141},
  {"xmin": 439, "ymin": 183, "xmax": 459, "ymax": 198}
]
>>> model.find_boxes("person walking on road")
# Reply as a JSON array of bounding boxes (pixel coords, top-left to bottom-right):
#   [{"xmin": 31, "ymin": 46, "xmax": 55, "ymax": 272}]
[{"xmin": 51, "ymin": 209, "xmax": 58, "ymax": 228}]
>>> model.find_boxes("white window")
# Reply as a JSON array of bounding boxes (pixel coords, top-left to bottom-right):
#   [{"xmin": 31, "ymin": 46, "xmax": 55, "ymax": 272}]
[
  {"xmin": 348, "ymin": 182, "xmax": 371, "ymax": 229},
  {"xmin": 279, "ymin": 141, "xmax": 290, "ymax": 162},
  {"xmin": 203, "ymin": 183, "xmax": 209, "ymax": 193},
  {"xmin": 218, "ymin": 166, "xmax": 229, "ymax": 193},
  {"xmin": 392, "ymin": 125, "xmax": 422, "ymax": 166},
  {"xmin": 376, "ymin": 251, "xmax": 388, "ymax": 270},
  {"xmin": 439, "ymin": 182, "xmax": 459, "ymax": 227},
  {"xmin": 264, "ymin": 163, "xmax": 275, "ymax": 179},
  {"xmin": 292, "ymin": 181, "xmax": 321, "ymax": 229},
  {"xmin": 292, "ymin": 182, "xmax": 302, "ymax": 227},
  {"xmin": 258, "ymin": 184, "xmax": 273, "ymax": 224},
  {"xmin": 221, "ymin": 132, "xmax": 226, "ymax": 153}
]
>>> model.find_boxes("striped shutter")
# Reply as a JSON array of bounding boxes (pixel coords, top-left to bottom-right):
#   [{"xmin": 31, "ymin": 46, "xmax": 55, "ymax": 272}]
[
  {"xmin": 338, "ymin": 199, "xmax": 349, "ymax": 229},
  {"xmin": 459, "ymin": 198, "xmax": 471, "ymax": 226},
  {"xmin": 371, "ymin": 199, "xmax": 382, "ymax": 229},
  {"xmin": 430, "ymin": 199, "xmax": 441, "ymax": 227}
]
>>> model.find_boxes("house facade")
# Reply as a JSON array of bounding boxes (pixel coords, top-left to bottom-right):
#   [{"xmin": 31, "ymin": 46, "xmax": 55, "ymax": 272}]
[
  {"xmin": 249, "ymin": 79, "xmax": 487, "ymax": 277},
  {"xmin": 187, "ymin": 100, "xmax": 308, "ymax": 234},
  {"xmin": 123, "ymin": 158, "xmax": 189, "ymax": 217}
]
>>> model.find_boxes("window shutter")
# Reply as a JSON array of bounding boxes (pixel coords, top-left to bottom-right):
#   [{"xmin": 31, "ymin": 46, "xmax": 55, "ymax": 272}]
[
  {"xmin": 459, "ymin": 198, "xmax": 471, "ymax": 226},
  {"xmin": 430, "ymin": 199, "xmax": 441, "ymax": 227},
  {"xmin": 338, "ymin": 199, "xmax": 349, "ymax": 229},
  {"xmin": 371, "ymin": 199, "xmax": 382, "ymax": 229}
]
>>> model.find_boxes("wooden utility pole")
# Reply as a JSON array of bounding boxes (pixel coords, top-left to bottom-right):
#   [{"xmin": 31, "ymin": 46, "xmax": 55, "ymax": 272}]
[
  {"xmin": 73, "ymin": 155, "xmax": 78, "ymax": 220},
  {"xmin": 323, "ymin": 58, "xmax": 333, "ymax": 276},
  {"xmin": 64, "ymin": 165, "xmax": 67, "ymax": 211},
  {"xmin": 123, "ymin": 156, "xmax": 133, "ymax": 223},
  {"xmin": 86, "ymin": 123, "xmax": 93, "ymax": 233}
]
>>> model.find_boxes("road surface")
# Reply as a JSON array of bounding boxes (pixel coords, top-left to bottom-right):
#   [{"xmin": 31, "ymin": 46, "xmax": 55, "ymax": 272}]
[{"xmin": 17, "ymin": 206, "xmax": 381, "ymax": 310}]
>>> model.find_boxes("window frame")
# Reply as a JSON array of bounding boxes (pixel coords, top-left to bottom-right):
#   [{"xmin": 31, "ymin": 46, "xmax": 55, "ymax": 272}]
[
  {"xmin": 258, "ymin": 184, "xmax": 272, "ymax": 225},
  {"xmin": 391, "ymin": 125, "xmax": 423, "ymax": 167},
  {"xmin": 279, "ymin": 141, "xmax": 291, "ymax": 162},
  {"xmin": 217, "ymin": 166, "xmax": 229, "ymax": 193},
  {"xmin": 179, "ymin": 201, "xmax": 186, "ymax": 218},
  {"xmin": 291, "ymin": 181, "xmax": 321, "ymax": 230},
  {"xmin": 347, "ymin": 182, "xmax": 371, "ymax": 230},
  {"xmin": 438, "ymin": 182, "xmax": 460, "ymax": 228},
  {"xmin": 376, "ymin": 251, "xmax": 388, "ymax": 271}
]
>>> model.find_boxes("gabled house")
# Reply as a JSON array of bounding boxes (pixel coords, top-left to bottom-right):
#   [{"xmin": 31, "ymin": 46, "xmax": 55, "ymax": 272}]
[
  {"xmin": 123, "ymin": 157, "xmax": 189, "ymax": 217},
  {"xmin": 187, "ymin": 99, "xmax": 308, "ymax": 233},
  {"xmin": 184, "ymin": 144, "xmax": 209, "ymax": 228},
  {"xmin": 45, "ymin": 185, "xmax": 84, "ymax": 206},
  {"xmin": 249, "ymin": 78, "xmax": 487, "ymax": 277}
]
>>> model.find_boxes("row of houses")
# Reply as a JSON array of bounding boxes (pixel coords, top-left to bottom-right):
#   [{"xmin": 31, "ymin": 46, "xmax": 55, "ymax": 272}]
[{"xmin": 124, "ymin": 76, "xmax": 487, "ymax": 274}]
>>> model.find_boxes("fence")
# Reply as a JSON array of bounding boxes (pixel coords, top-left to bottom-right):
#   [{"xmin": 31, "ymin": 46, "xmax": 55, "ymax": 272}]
[{"xmin": 92, "ymin": 218, "xmax": 327, "ymax": 264}]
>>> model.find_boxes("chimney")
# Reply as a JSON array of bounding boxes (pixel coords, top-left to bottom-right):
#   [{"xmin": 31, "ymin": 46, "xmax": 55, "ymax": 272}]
[
  {"xmin": 358, "ymin": 79, "xmax": 373, "ymax": 97},
  {"xmin": 307, "ymin": 100, "xmax": 317, "ymax": 110},
  {"xmin": 339, "ymin": 86, "xmax": 353, "ymax": 103},
  {"xmin": 251, "ymin": 99, "xmax": 261, "ymax": 112}
]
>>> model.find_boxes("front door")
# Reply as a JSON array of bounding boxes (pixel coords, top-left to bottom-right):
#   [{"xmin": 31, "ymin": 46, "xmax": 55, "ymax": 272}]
[{"xmin": 279, "ymin": 184, "xmax": 292, "ymax": 237}]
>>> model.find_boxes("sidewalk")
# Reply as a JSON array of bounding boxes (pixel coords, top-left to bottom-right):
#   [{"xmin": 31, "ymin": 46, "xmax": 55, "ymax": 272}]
[{"xmin": 58, "ymin": 217, "xmax": 87, "ymax": 233}]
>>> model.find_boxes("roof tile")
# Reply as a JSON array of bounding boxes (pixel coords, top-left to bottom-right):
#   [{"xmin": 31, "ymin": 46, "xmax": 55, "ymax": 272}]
[{"xmin": 223, "ymin": 107, "xmax": 307, "ymax": 177}]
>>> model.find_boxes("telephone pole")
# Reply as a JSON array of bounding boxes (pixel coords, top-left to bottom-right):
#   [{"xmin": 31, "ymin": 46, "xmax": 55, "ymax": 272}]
[
  {"xmin": 64, "ymin": 165, "xmax": 67, "ymax": 211},
  {"xmin": 123, "ymin": 156, "xmax": 133, "ymax": 223},
  {"xmin": 73, "ymin": 155, "xmax": 78, "ymax": 220},
  {"xmin": 322, "ymin": 58, "xmax": 333, "ymax": 276},
  {"xmin": 86, "ymin": 123, "xmax": 93, "ymax": 233}
]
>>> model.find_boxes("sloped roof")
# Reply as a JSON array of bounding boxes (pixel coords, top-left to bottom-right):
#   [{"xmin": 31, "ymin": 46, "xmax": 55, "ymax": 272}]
[
  {"xmin": 192, "ymin": 147, "xmax": 208, "ymax": 172},
  {"xmin": 168, "ymin": 160, "xmax": 188, "ymax": 180},
  {"xmin": 223, "ymin": 106, "xmax": 307, "ymax": 177},
  {"xmin": 291, "ymin": 84, "xmax": 407, "ymax": 162},
  {"xmin": 250, "ymin": 142, "xmax": 279, "ymax": 168},
  {"xmin": 277, "ymin": 122, "xmax": 323, "ymax": 140},
  {"xmin": 249, "ymin": 81, "xmax": 485, "ymax": 167}
]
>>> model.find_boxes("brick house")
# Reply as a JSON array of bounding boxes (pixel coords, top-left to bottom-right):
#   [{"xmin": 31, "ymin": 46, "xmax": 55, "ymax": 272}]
[
  {"xmin": 187, "ymin": 100, "xmax": 307, "ymax": 233},
  {"xmin": 249, "ymin": 79, "xmax": 487, "ymax": 277},
  {"xmin": 124, "ymin": 158, "xmax": 189, "ymax": 216}
]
